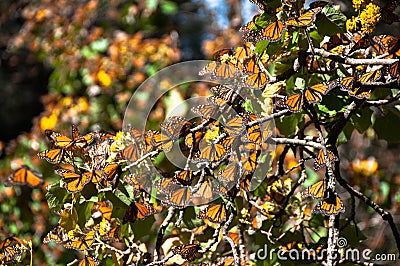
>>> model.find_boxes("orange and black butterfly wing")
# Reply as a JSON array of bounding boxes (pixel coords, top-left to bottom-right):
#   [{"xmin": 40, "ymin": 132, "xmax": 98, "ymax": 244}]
[
  {"xmin": 7, "ymin": 165, "xmax": 43, "ymax": 188},
  {"xmin": 56, "ymin": 169, "xmax": 90, "ymax": 193},
  {"xmin": 262, "ymin": 20, "xmax": 285, "ymax": 42},
  {"xmin": 277, "ymin": 93, "xmax": 304, "ymax": 113},
  {"xmin": 302, "ymin": 180, "xmax": 326, "ymax": 199},
  {"xmin": 314, "ymin": 189, "xmax": 345, "ymax": 215},
  {"xmin": 78, "ymin": 256, "xmax": 100, "ymax": 266},
  {"xmin": 314, "ymin": 149, "xmax": 338, "ymax": 171},
  {"xmin": 198, "ymin": 204, "xmax": 227, "ymax": 223},
  {"xmin": 172, "ymin": 244, "xmax": 200, "ymax": 262},
  {"xmin": 37, "ymin": 148, "xmax": 68, "ymax": 164}
]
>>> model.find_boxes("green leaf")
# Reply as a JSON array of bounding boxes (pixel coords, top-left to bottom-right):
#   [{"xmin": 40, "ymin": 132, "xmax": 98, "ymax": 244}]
[
  {"xmin": 337, "ymin": 121, "xmax": 354, "ymax": 145},
  {"xmin": 255, "ymin": 40, "xmax": 269, "ymax": 55},
  {"xmin": 373, "ymin": 106, "xmax": 400, "ymax": 143},
  {"xmin": 90, "ymin": 38, "xmax": 109, "ymax": 53},
  {"xmin": 81, "ymin": 46, "xmax": 97, "ymax": 58},
  {"xmin": 350, "ymin": 107, "xmax": 373, "ymax": 133},
  {"xmin": 160, "ymin": 1, "xmax": 177, "ymax": 15},
  {"xmin": 45, "ymin": 184, "xmax": 68, "ymax": 211},
  {"xmin": 316, "ymin": 4, "xmax": 346, "ymax": 35},
  {"xmin": 275, "ymin": 113, "xmax": 303, "ymax": 136},
  {"xmin": 295, "ymin": 77, "xmax": 305, "ymax": 89}
]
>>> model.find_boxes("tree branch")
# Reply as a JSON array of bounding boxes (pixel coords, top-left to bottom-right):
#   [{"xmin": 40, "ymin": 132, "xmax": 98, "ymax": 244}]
[
  {"xmin": 334, "ymin": 161, "xmax": 400, "ymax": 257},
  {"xmin": 313, "ymin": 48, "xmax": 399, "ymax": 65}
]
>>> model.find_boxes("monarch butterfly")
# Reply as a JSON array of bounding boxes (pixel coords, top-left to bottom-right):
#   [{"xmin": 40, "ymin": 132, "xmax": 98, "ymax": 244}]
[
  {"xmin": 122, "ymin": 141, "xmax": 141, "ymax": 163},
  {"xmin": 78, "ymin": 256, "xmax": 99, "ymax": 266},
  {"xmin": 6, "ymin": 165, "xmax": 43, "ymax": 188},
  {"xmin": 358, "ymin": 69, "xmax": 382, "ymax": 83},
  {"xmin": 172, "ymin": 243, "xmax": 200, "ymax": 262},
  {"xmin": 88, "ymin": 138, "xmax": 112, "ymax": 168},
  {"xmin": 239, "ymin": 174, "xmax": 252, "ymax": 191},
  {"xmin": 348, "ymin": 70, "xmax": 382, "ymax": 99},
  {"xmin": 243, "ymin": 55, "xmax": 262, "ymax": 73},
  {"xmin": 210, "ymin": 84, "xmax": 240, "ymax": 103},
  {"xmin": 0, "ymin": 237, "xmax": 26, "ymax": 263},
  {"xmin": 239, "ymin": 18, "xmax": 257, "ymax": 32},
  {"xmin": 124, "ymin": 173, "xmax": 152, "ymax": 192},
  {"xmin": 91, "ymin": 201, "xmax": 112, "ymax": 221},
  {"xmin": 234, "ymin": 43, "xmax": 254, "ymax": 69},
  {"xmin": 197, "ymin": 142, "xmax": 228, "ymax": 163},
  {"xmin": 371, "ymin": 35, "xmax": 398, "ymax": 55},
  {"xmin": 220, "ymin": 135, "xmax": 241, "ymax": 151},
  {"xmin": 242, "ymin": 113, "xmax": 262, "ymax": 144},
  {"xmin": 223, "ymin": 116, "xmax": 245, "ymax": 136},
  {"xmin": 218, "ymin": 164, "xmax": 241, "ymax": 184},
  {"xmin": 37, "ymin": 148, "xmax": 69, "ymax": 164},
  {"xmin": 122, "ymin": 202, "xmax": 163, "ymax": 223},
  {"xmin": 126, "ymin": 126, "xmax": 143, "ymax": 140},
  {"xmin": 43, "ymin": 226, "xmax": 69, "ymax": 244},
  {"xmin": 152, "ymin": 131, "xmax": 175, "ymax": 152},
  {"xmin": 46, "ymin": 125, "xmax": 95, "ymax": 150},
  {"xmin": 154, "ymin": 177, "xmax": 179, "ymax": 194},
  {"xmin": 55, "ymin": 169, "xmax": 91, "ymax": 193},
  {"xmin": 101, "ymin": 163, "xmax": 121, "ymax": 188},
  {"xmin": 260, "ymin": 20, "xmax": 286, "ymax": 42},
  {"xmin": 228, "ymin": 228, "xmax": 240, "ymax": 245},
  {"xmin": 322, "ymin": 33, "xmax": 351, "ymax": 50},
  {"xmin": 313, "ymin": 189, "xmax": 345, "ymax": 216},
  {"xmin": 192, "ymin": 179, "xmax": 213, "ymax": 204},
  {"xmin": 214, "ymin": 60, "xmax": 238, "ymax": 80},
  {"xmin": 191, "ymin": 103, "xmax": 222, "ymax": 120},
  {"xmin": 387, "ymin": 61, "xmax": 400, "ymax": 78},
  {"xmin": 335, "ymin": 76, "xmax": 355, "ymax": 92},
  {"xmin": 175, "ymin": 170, "xmax": 193, "ymax": 186},
  {"xmin": 101, "ymin": 218, "xmax": 121, "ymax": 242},
  {"xmin": 306, "ymin": 56, "xmax": 335, "ymax": 73},
  {"xmin": 302, "ymin": 180, "xmax": 326, "ymax": 199},
  {"xmin": 198, "ymin": 203, "xmax": 227, "ymax": 223},
  {"xmin": 276, "ymin": 93, "xmax": 304, "ymax": 113},
  {"xmin": 163, "ymin": 185, "xmax": 192, "ymax": 208},
  {"xmin": 240, "ymin": 150, "xmax": 259, "ymax": 172},
  {"xmin": 348, "ymin": 33, "xmax": 371, "ymax": 52},
  {"xmin": 199, "ymin": 61, "xmax": 218, "ymax": 76},
  {"xmin": 246, "ymin": 71, "xmax": 270, "ymax": 89},
  {"xmin": 304, "ymin": 82, "xmax": 333, "ymax": 104},
  {"xmin": 286, "ymin": 7, "xmax": 322, "ymax": 27},
  {"xmin": 243, "ymin": 56, "xmax": 270, "ymax": 88},
  {"xmin": 212, "ymin": 48, "xmax": 235, "ymax": 61},
  {"xmin": 64, "ymin": 229, "xmax": 95, "ymax": 251},
  {"xmin": 314, "ymin": 149, "xmax": 338, "ymax": 171},
  {"xmin": 161, "ymin": 116, "xmax": 192, "ymax": 139},
  {"xmin": 184, "ymin": 131, "xmax": 204, "ymax": 149}
]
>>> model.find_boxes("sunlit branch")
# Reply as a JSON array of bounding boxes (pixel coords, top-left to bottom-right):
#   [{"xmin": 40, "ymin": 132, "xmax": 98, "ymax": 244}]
[
  {"xmin": 154, "ymin": 207, "xmax": 176, "ymax": 261},
  {"xmin": 122, "ymin": 150, "xmax": 160, "ymax": 172},
  {"xmin": 270, "ymin": 137, "xmax": 324, "ymax": 149},
  {"xmin": 313, "ymin": 48, "xmax": 399, "ymax": 65}
]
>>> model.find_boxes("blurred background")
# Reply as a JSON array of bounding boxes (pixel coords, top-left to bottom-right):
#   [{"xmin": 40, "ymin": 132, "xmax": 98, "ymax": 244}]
[{"xmin": 0, "ymin": 0, "xmax": 399, "ymax": 264}]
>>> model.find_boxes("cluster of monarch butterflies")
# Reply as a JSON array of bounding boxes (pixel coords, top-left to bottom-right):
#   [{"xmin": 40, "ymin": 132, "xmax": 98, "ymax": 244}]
[
  {"xmin": 302, "ymin": 149, "xmax": 345, "ymax": 216},
  {"xmin": 28, "ymin": 0, "xmax": 400, "ymax": 264},
  {"xmin": 42, "ymin": 201, "xmax": 120, "ymax": 265},
  {"xmin": 316, "ymin": 31, "xmax": 400, "ymax": 100}
]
